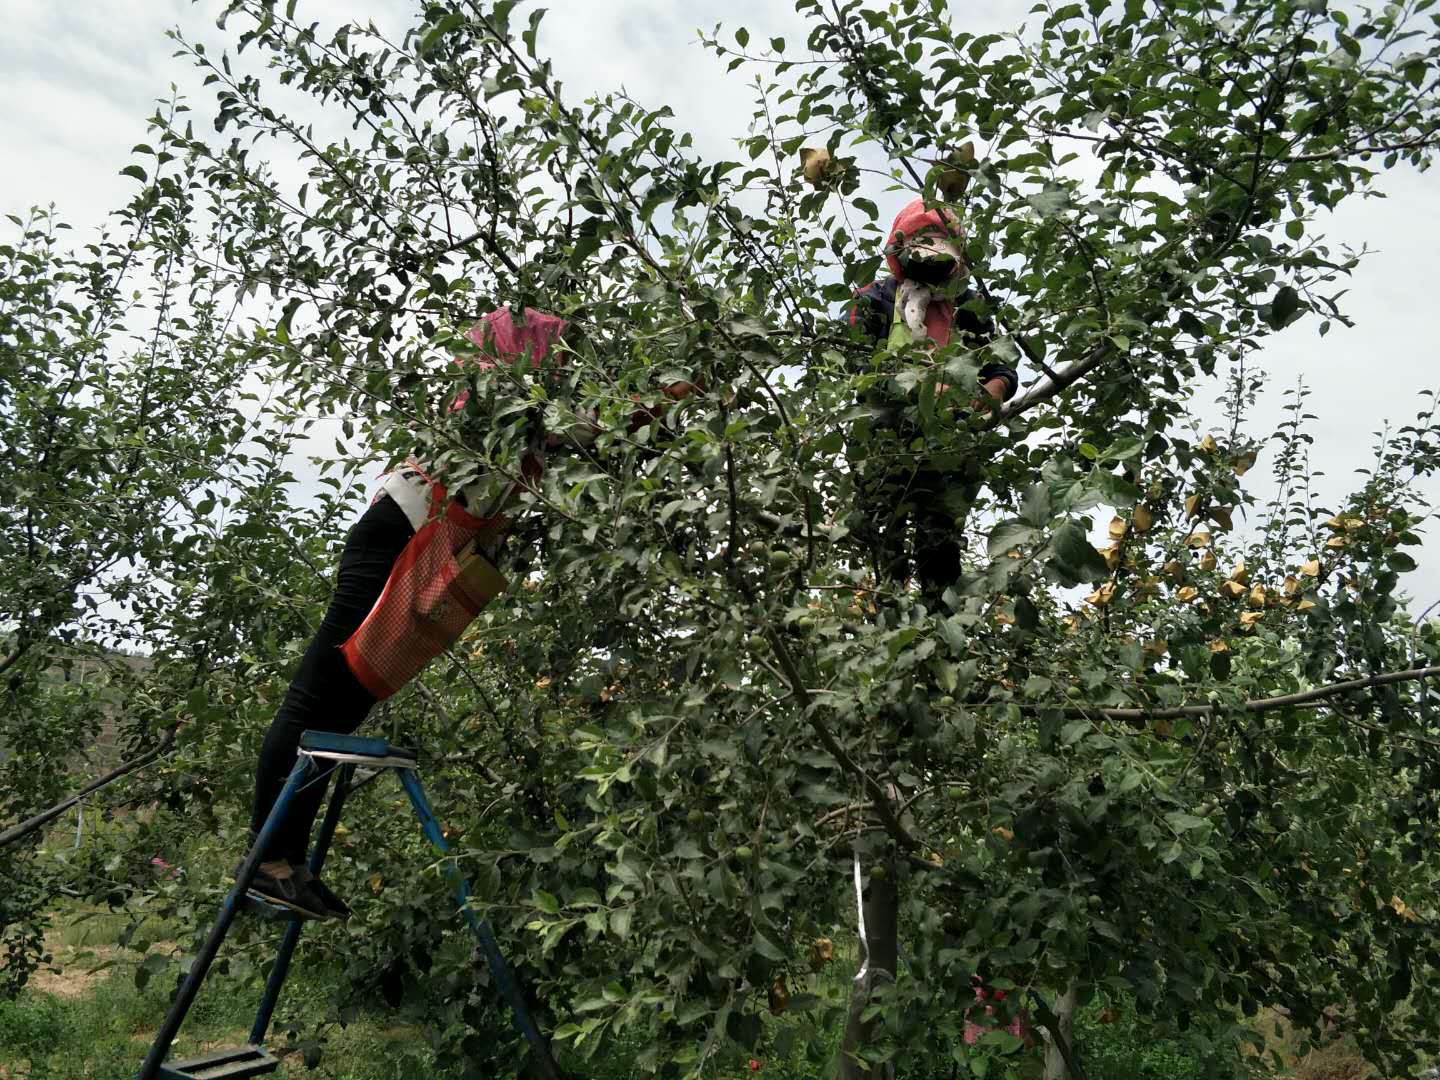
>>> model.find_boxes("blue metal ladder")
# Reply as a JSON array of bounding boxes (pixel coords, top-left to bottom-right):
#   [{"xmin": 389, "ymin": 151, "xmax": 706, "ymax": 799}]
[{"xmin": 135, "ymin": 730, "xmax": 565, "ymax": 1080}]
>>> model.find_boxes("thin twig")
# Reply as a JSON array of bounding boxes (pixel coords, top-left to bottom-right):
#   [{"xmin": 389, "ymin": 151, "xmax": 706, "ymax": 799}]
[
  {"xmin": 737, "ymin": 692, "xmax": 793, "ymax": 729},
  {"xmin": 1032, "ymin": 665, "xmax": 1440, "ymax": 730},
  {"xmin": 0, "ymin": 727, "xmax": 178, "ymax": 849},
  {"xmin": 762, "ymin": 628, "xmax": 922, "ymax": 853}
]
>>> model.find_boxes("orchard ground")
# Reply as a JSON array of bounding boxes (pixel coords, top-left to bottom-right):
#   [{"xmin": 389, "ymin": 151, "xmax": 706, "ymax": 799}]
[
  {"xmin": 0, "ymin": 813, "xmax": 1421, "ymax": 1080},
  {"xmin": 0, "ymin": 902, "xmax": 1391, "ymax": 1080}
]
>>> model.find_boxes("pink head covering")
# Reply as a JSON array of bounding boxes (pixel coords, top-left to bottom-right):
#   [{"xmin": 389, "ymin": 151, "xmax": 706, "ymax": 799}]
[
  {"xmin": 463, "ymin": 306, "xmax": 568, "ymax": 370},
  {"xmin": 450, "ymin": 307, "xmax": 569, "ymax": 410},
  {"xmin": 884, "ymin": 199, "xmax": 966, "ymax": 346}
]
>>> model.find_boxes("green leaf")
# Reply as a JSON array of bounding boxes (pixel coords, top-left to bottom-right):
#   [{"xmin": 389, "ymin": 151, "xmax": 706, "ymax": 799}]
[
  {"xmin": 1049, "ymin": 521, "xmax": 1109, "ymax": 584},
  {"xmin": 1014, "ymin": 594, "xmax": 1039, "ymax": 630},
  {"xmin": 752, "ymin": 929, "xmax": 786, "ymax": 961},
  {"xmin": 1165, "ymin": 811, "xmax": 1208, "ymax": 832},
  {"xmin": 988, "ymin": 518, "xmax": 1039, "ymax": 558},
  {"xmin": 1027, "ymin": 188, "xmax": 1070, "ymax": 217},
  {"xmin": 1095, "ymin": 469, "xmax": 1141, "ymax": 507},
  {"xmin": 419, "ymin": 13, "xmax": 464, "ymax": 56},
  {"xmin": 1019, "ymin": 482, "xmax": 1053, "ymax": 528},
  {"xmin": 611, "ymin": 908, "xmax": 633, "ymax": 939},
  {"xmin": 119, "ymin": 165, "xmax": 148, "ymax": 182},
  {"xmin": 1099, "ymin": 436, "xmax": 1145, "ymax": 462},
  {"xmin": 1266, "ymin": 285, "xmax": 1302, "ymax": 329},
  {"xmin": 673, "ymin": 838, "xmax": 705, "ymax": 859}
]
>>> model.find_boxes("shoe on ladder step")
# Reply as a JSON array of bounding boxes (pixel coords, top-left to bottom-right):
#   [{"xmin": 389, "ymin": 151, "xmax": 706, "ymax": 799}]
[
  {"xmin": 137, "ymin": 729, "xmax": 563, "ymax": 1080},
  {"xmin": 236, "ymin": 861, "xmax": 331, "ymax": 922},
  {"xmin": 291, "ymin": 866, "xmax": 350, "ymax": 920}
]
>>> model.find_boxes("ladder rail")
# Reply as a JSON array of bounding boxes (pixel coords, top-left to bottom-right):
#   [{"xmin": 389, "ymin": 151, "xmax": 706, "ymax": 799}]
[
  {"xmin": 248, "ymin": 762, "xmax": 355, "ymax": 1046},
  {"xmin": 138, "ymin": 733, "xmax": 569, "ymax": 1080},
  {"xmin": 136, "ymin": 757, "xmax": 312, "ymax": 1080},
  {"xmin": 398, "ymin": 769, "xmax": 567, "ymax": 1080}
]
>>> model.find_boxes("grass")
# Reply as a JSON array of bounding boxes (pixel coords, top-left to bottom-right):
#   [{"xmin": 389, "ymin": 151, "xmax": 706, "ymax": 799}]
[
  {"xmin": 0, "ymin": 903, "xmax": 440, "ymax": 1080},
  {"xmin": 0, "ymin": 941, "xmax": 1151, "ymax": 1080},
  {"xmin": 0, "ymin": 928, "xmax": 1233, "ymax": 1080}
]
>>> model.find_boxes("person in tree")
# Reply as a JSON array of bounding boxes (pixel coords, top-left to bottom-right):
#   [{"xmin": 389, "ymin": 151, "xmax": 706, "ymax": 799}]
[
  {"xmin": 842, "ymin": 200, "xmax": 1035, "ymax": 1051},
  {"xmin": 844, "ymin": 197, "xmax": 1019, "ymax": 599},
  {"xmin": 243, "ymin": 308, "xmax": 699, "ymax": 919}
]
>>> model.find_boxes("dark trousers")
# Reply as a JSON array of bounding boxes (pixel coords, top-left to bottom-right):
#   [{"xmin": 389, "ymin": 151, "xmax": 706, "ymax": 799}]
[
  {"xmin": 249, "ymin": 494, "xmax": 414, "ymax": 863},
  {"xmin": 861, "ymin": 462, "xmax": 974, "ymax": 600}
]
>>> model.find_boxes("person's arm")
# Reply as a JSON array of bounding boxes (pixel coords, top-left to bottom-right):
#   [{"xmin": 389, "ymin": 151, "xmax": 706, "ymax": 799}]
[
  {"xmin": 975, "ymin": 365, "xmax": 1017, "ymax": 399},
  {"xmin": 544, "ymin": 379, "xmax": 704, "ymax": 449},
  {"xmin": 954, "ymin": 286, "xmax": 1018, "ymax": 402},
  {"xmin": 843, "ymin": 281, "xmax": 891, "ymax": 344},
  {"xmin": 626, "ymin": 378, "xmax": 704, "ymax": 433}
]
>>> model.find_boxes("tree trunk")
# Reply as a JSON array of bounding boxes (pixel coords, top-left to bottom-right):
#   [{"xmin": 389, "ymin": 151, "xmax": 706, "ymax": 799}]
[
  {"xmin": 838, "ymin": 861, "xmax": 899, "ymax": 1080},
  {"xmin": 1041, "ymin": 982, "xmax": 1079, "ymax": 1080}
]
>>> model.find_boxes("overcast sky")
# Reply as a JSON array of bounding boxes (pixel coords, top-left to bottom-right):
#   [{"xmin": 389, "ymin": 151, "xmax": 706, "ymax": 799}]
[{"xmin": 4, "ymin": 0, "xmax": 1439, "ymax": 608}]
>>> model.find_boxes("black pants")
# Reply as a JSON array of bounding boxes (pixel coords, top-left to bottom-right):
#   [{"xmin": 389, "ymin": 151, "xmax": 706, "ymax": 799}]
[
  {"xmin": 849, "ymin": 403, "xmax": 979, "ymax": 600},
  {"xmin": 249, "ymin": 494, "xmax": 414, "ymax": 863},
  {"xmin": 857, "ymin": 458, "xmax": 976, "ymax": 601},
  {"xmin": 870, "ymin": 467, "xmax": 965, "ymax": 596}
]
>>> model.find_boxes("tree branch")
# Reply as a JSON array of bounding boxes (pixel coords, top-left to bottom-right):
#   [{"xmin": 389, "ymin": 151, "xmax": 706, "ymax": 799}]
[
  {"xmin": 0, "ymin": 727, "xmax": 177, "ymax": 850},
  {"xmin": 999, "ymin": 343, "xmax": 1112, "ymax": 422},
  {"xmin": 762, "ymin": 628, "xmax": 922, "ymax": 853},
  {"xmin": 0, "ymin": 639, "xmax": 36, "ymax": 679},
  {"xmin": 412, "ymin": 679, "xmax": 502, "ymax": 785},
  {"xmin": 1048, "ymin": 664, "xmax": 1440, "ymax": 726},
  {"xmin": 1285, "ymin": 122, "xmax": 1440, "ymax": 163}
]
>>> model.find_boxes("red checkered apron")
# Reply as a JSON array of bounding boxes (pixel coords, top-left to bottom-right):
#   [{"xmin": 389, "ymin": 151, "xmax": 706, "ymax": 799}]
[
  {"xmin": 341, "ymin": 476, "xmax": 510, "ymax": 701},
  {"xmin": 341, "ymin": 308, "xmax": 565, "ymax": 700}
]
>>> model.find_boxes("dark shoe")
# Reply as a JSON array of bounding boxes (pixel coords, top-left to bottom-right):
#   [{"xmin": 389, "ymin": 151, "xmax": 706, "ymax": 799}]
[
  {"xmin": 239, "ymin": 860, "xmax": 331, "ymax": 920},
  {"xmin": 292, "ymin": 866, "xmax": 351, "ymax": 920}
]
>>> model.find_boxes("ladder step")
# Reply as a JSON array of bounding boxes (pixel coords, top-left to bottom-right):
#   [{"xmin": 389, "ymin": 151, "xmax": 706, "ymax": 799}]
[
  {"xmin": 299, "ymin": 731, "xmax": 415, "ymax": 760},
  {"xmin": 158, "ymin": 1044, "xmax": 279, "ymax": 1079}
]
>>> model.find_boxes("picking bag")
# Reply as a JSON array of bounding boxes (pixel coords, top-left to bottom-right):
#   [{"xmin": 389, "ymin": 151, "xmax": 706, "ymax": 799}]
[{"xmin": 341, "ymin": 484, "xmax": 509, "ymax": 701}]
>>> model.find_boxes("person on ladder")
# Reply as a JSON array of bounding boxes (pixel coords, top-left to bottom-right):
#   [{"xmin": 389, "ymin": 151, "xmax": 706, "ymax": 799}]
[{"xmin": 243, "ymin": 307, "xmax": 700, "ymax": 920}]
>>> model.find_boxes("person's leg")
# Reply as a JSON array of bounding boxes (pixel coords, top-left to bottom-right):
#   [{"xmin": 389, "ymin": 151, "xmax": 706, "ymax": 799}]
[
  {"xmin": 249, "ymin": 494, "xmax": 414, "ymax": 864},
  {"xmin": 852, "ymin": 449, "xmax": 917, "ymax": 587},
  {"xmin": 912, "ymin": 468, "xmax": 968, "ymax": 603}
]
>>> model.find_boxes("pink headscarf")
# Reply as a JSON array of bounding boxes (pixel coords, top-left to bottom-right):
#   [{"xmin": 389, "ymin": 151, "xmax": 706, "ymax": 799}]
[
  {"xmin": 463, "ymin": 306, "xmax": 568, "ymax": 370},
  {"xmin": 883, "ymin": 198, "xmax": 966, "ymax": 346},
  {"xmin": 450, "ymin": 306, "xmax": 569, "ymax": 410}
]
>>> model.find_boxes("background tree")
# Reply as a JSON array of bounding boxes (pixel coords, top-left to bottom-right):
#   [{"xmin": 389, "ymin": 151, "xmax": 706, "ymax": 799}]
[
  {"xmin": 7, "ymin": 0, "xmax": 1440, "ymax": 1077},
  {"xmin": 0, "ymin": 123, "xmax": 325, "ymax": 992}
]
